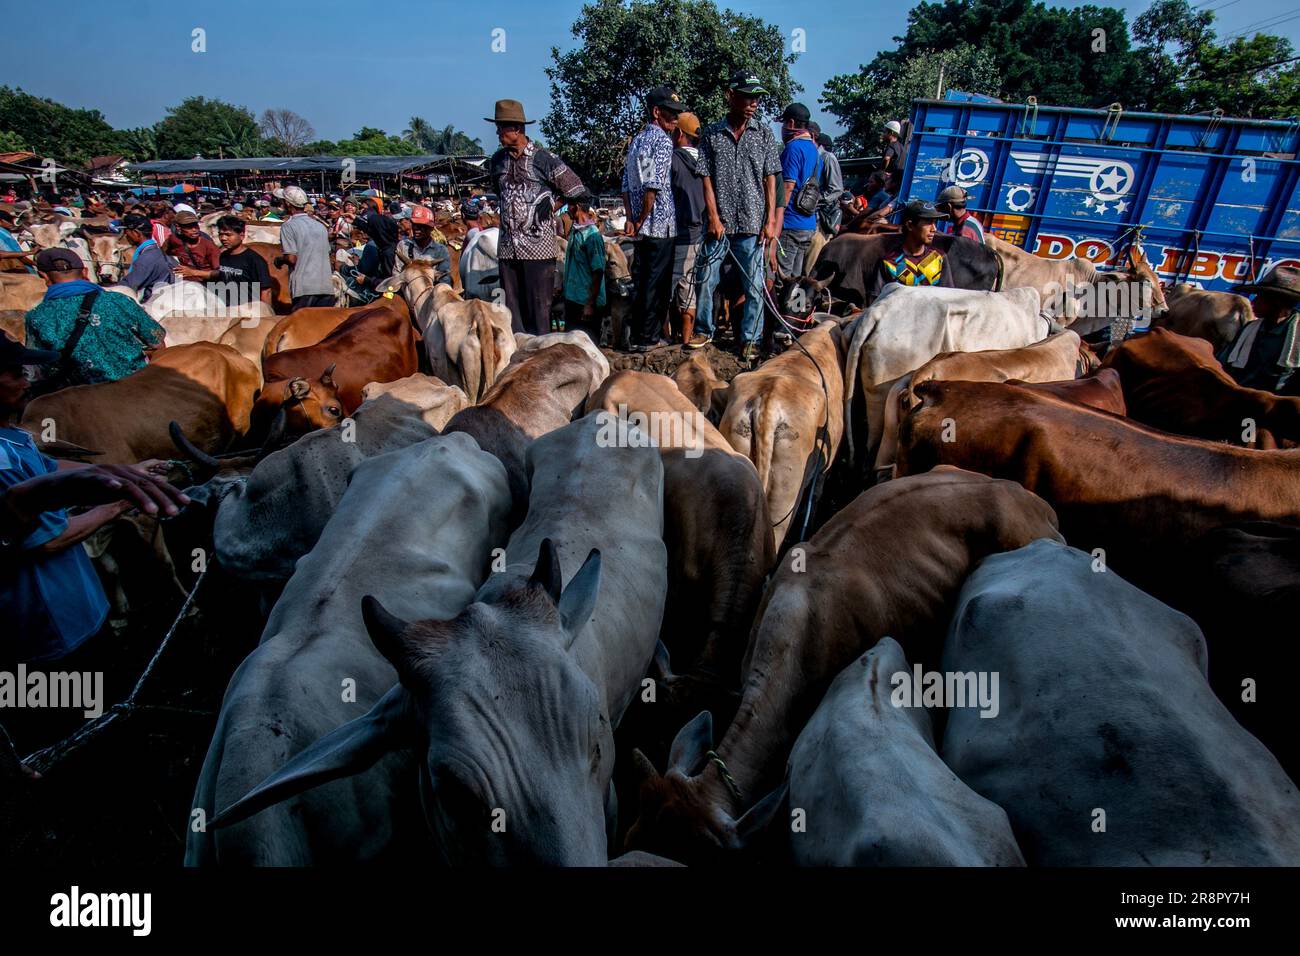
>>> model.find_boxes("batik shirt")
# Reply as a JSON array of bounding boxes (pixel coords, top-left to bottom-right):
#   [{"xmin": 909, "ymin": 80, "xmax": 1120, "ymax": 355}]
[
  {"xmin": 490, "ymin": 141, "xmax": 586, "ymax": 260},
  {"xmin": 698, "ymin": 118, "xmax": 782, "ymax": 236},
  {"xmin": 622, "ymin": 123, "xmax": 676, "ymax": 240}
]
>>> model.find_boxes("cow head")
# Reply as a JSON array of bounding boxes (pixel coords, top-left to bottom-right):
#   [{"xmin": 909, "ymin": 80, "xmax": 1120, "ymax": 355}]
[
  {"xmin": 209, "ymin": 539, "xmax": 613, "ymax": 866},
  {"xmin": 252, "ymin": 364, "xmax": 346, "ymax": 447},
  {"xmin": 623, "ymin": 711, "xmax": 785, "ymax": 865}
]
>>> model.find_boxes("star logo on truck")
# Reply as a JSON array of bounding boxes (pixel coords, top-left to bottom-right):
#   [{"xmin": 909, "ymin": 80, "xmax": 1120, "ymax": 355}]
[{"xmin": 1010, "ymin": 151, "xmax": 1135, "ymax": 203}]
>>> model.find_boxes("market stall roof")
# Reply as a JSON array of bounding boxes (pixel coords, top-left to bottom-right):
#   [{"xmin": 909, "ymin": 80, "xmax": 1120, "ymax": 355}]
[{"xmin": 128, "ymin": 154, "xmax": 487, "ymax": 176}]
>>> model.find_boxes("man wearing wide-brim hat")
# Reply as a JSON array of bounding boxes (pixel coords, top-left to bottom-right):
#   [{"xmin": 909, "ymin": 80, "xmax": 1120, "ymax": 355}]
[
  {"xmin": 1221, "ymin": 264, "xmax": 1300, "ymax": 393},
  {"xmin": 486, "ymin": 99, "xmax": 588, "ymax": 335}
]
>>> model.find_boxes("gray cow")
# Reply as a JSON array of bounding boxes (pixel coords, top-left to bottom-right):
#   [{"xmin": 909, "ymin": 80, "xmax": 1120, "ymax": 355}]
[
  {"xmin": 211, "ymin": 414, "xmax": 668, "ymax": 865},
  {"xmin": 778, "ymin": 637, "xmax": 1025, "ymax": 866},
  {"xmin": 213, "ymin": 379, "xmax": 468, "ymax": 580},
  {"xmin": 943, "ymin": 538, "xmax": 1300, "ymax": 866},
  {"xmin": 189, "ymin": 433, "xmax": 511, "ymax": 864}
]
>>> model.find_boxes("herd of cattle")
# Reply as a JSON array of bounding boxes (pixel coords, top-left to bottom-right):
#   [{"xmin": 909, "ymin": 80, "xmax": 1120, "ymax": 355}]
[{"xmin": 5, "ymin": 205, "xmax": 1300, "ymax": 866}]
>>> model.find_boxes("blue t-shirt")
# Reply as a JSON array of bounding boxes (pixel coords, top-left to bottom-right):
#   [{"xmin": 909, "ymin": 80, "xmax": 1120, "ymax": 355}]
[
  {"xmin": 0, "ymin": 428, "xmax": 108, "ymax": 662},
  {"xmin": 781, "ymin": 137, "xmax": 821, "ymax": 231}
]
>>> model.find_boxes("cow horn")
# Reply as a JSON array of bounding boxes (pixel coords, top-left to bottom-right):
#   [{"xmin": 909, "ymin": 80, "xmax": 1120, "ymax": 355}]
[
  {"xmin": 320, "ymin": 362, "xmax": 337, "ymax": 386},
  {"xmin": 169, "ymin": 421, "xmax": 221, "ymax": 469},
  {"xmin": 256, "ymin": 405, "xmax": 290, "ymax": 462},
  {"xmin": 630, "ymin": 748, "xmax": 660, "ymax": 785}
]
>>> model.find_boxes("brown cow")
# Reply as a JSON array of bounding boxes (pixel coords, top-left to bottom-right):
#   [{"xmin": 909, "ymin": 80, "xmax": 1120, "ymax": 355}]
[
  {"xmin": 254, "ymin": 303, "xmax": 419, "ymax": 442},
  {"xmin": 0, "ymin": 310, "xmax": 25, "ymax": 344},
  {"xmin": 0, "ymin": 273, "xmax": 46, "ymax": 313},
  {"xmin": 672, "ymin": 351, "xmax": 730, "ymax": 421},
  {"xmin": 624, "ymin": 467, "xmax": 1063, "ymax": 864},
  {"xmin": 874, "ymin": 330, "xmax": 1086, "ymax": 478},
  {"xmin": 20, "ymin": 342, "xmax": 260, "ymax": 463},
  {"xmin": 588, "ymin": 371, "xmax": 774, "ymax": 723},
  {"xmin": 443, "ymin": 343, "xmax": 600, "ymax": 522},
  {"xmin": 719, "ymin": 320, "xmax": 845, "ymax": 550},
  {"xmin": 1102, "ymin": 327, "xmax": 1300, "ymax": 447},
  {"xmin": 1156, "ymin": 283, "xmax": 1252, "ymax": 351},
  {"xmin": 1011, "ymin": 367, "xmax": 1128, "ymax": 415},
  {"xmin": 247, "ymin": 242, "xmax": 293, "ymax": 314},
  {"xmin": 261, "ymin": 296, "xmax": 412, "ymax": 360},
  {"xmin": 896, "ymin": 378, "xmax": 1300, "ymax": 607}
]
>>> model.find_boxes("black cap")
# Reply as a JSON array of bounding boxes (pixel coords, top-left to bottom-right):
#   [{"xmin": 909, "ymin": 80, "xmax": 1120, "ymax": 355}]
[
  {"xmin": 0, "ymin": 331, "xmax": 59, "ymax": 368},
  {"xmin": 34, "ymin": 247, "xmax": 85, "ymax": 273},
  {"xmin": 121, "ymin": 213, "xmax": 152, "ymax": 233},
  {"xmin": 647, "ymin": 86, "xmax": 688, "ymax": 113},
  {"xmin": 780, "ymin": 103, "xmax": 811, "ymax": 125},
  {"xmin": 902, "ymin": 199, "xmax": 946, "ymax": 222},
  {"xmin": 727, "ymin": 70, "xmax": 769, "ymax": 95}
]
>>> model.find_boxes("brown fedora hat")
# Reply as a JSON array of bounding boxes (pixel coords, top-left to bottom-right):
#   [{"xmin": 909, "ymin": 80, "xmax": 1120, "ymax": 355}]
[
  {"xmin": 485, "ymin": 99, "xmax": 537, "ymax": 125},
  {"xmin": 1232, "ymin": 264, "xmax": 1300, "ymax": 301}
]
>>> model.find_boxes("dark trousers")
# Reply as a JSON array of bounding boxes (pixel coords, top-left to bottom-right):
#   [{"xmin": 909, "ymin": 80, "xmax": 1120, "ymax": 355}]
[
  {"xmin": 632, "ymin": 236, "xmax": 675, "ymax": 345},
  {"xmin": 500, "ymin": 258, "xmax": 556, "ymax": 335},
  {"xmin": 563, "ymin": 299, "xmax": 602, "ymax": 346},
  {"xmin": 291, "ymin": 293, "xmax": 335, "ymax": 311}
]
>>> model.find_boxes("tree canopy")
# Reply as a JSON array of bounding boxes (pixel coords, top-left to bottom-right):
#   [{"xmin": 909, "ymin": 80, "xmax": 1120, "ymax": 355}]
[
  {"xmin": 544, "ymin": 0, "xmax": 800, "ymax": 186},
  {"xmin": 154, "ymin": 96, "xmax": 265, "ymax": 159},
  {"xmin": 0, "ymin": 87, "xmax": 125, "ymax": 165},
  {"xmin": 822, "ymin": 0, "xmax": 1300, "ymax": 154}
]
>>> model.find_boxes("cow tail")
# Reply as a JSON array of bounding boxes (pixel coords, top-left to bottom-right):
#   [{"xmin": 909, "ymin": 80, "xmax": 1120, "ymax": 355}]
[
  {"xmin": 753, "ymin": 399, "xmax": 777, "ymax": 501},
  {"xmin": 843, "ymin": 310, "xmax": 876, "ymax": 466}
]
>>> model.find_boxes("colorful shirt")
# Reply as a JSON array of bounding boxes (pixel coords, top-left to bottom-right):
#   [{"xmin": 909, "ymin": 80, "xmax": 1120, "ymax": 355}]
[
  {"xmin": 563, "ymin": 224, "xmax": 607, "ymax": 308},
  {"xmin": 0, "ymin": 428, "xmax": 109, "ymax": 662},
  {"xmin": 698, "ymin": 118, "xmax": 782, "ymax": 236},
  {"xmin": 622, "ymin": 123, "xmax": 676, "ymax": 240},
  {"xmin": 25, "ymin": 287, "xmax": 164, "ymax": 384},
  {"xmin": 490, "ymin": 141, "xmax": 586, "ymax": 261},
  {"xmin": 870, "ymin": 243, "xmax": 952, "ymax": 301}
]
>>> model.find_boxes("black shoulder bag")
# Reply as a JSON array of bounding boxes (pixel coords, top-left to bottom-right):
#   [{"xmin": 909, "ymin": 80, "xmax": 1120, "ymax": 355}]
[{"xmin": 30, "ymin": 289, "xmax": 101, "ymax": 396}]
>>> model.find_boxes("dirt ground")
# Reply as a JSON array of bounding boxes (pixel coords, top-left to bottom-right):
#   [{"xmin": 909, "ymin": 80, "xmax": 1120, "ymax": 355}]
[{"xmin": 604, "ymin": 341, "xmax": 748, "ymax": 382}]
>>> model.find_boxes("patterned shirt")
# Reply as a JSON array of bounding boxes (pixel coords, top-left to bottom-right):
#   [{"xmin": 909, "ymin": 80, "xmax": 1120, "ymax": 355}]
[
  {"xmin": 490, "ymin": 141, "xmax": 586, "ymax": 260},
  {"xmin": 25, "ymin": 288, "xmax": 165, "ymax": 384},
  {"xmin": 622, "ymin": 123, "xmax": 676, "ymax": 240},
  {"xmin": 699, "ymin": 117, "xmax": 782, "ymax": 236}
]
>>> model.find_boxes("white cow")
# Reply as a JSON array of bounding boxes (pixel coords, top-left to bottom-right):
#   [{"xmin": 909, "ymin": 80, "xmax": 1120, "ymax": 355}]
[
  {"xmin": 513, "ymin": 331, "xmax": 610, "ymax": 387},
  {"xmin": 212, "ymin": 382, "xmax": 469, "ymax": 581},
  {"xmin": 188, "ymin": 433, "xmax": 512, "ymax": 865},
  {"xmin": 459, "ymin": 226, "xmax": 500, "ymax": 301},
  {"xmin": 774, "ymin": 637, "xmax": 1025, "ymax": 866},
  {"xmin": 943, "ymin": 538, "xmax": 1300, "ymax": 866},
  {"xmin": 842, "ymin": 284, "xmax": 1048, "ymax": 465},
  {"xmin": 211, "ymin": 414, "xmax": 668, "ymax": 865}
]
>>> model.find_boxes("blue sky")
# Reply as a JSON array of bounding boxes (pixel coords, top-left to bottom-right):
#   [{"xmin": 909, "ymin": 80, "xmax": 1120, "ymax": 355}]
[{"xmin": 4, "ymin": 0, "xmax": 1300, "ymax": 145}]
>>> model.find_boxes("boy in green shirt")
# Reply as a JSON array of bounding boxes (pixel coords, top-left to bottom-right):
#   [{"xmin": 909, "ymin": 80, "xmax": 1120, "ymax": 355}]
[{"xmin": 562, "ymin": 196, "xmax": 607, "ymax": 345}]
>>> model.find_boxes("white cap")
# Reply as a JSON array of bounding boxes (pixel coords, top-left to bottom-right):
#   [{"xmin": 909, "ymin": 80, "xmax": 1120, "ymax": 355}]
[
  {"xmin": 272, "ymin": 188, "xmax": 286, "ymax": 200},
  {"xmin": 283, "ymin": 186, "xmax": 309, "ymax": 208},
  {"xmin": 173, "ymin": 202, "xmax": 197, "ymax": 215},
  {"xmin": 884, "ymin": 120, "xmax": 902, "ymax": 135}
]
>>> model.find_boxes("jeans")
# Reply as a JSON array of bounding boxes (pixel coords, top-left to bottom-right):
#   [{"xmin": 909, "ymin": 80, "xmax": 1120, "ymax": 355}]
[
  {"xmin": 776, "ymin": 228, "xmax": 815, "ymax": 277},
  {"xmin": 696, "ymin": 233, "xmax": 764, "ymax": 345}
]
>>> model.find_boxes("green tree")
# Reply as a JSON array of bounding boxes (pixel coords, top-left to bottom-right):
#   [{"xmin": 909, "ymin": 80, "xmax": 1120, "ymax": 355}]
[
  {"xmin": 545, "ymin": 0, "xmax": 800, "ymax": 186},
  {"xmin": 154, "ymin": 96, "xmax": 264, "ymax": 158},
  {"xmin": 0, "ymin": 86, "xmax": 123, "ymax": 165},
  {"xmin": 403, "ymin": 116, "xmax": 436, "ymax": 150},
  {"xmin": 120, "ymin": 127, "xmax": 158, "ymax": 161},
  {"xmin": 331, "ymin": 127, "xmax": 421, "ymax": 156},
  {"xmin": 1133, "ymin": 0, "xmax": 1300, "ymax": 116},
  {"xmin": 823, "ymin": 44, "xmax": 1001, "ymax": 155},
  {"xmin": 0, "ymin": 130, "xmax": 28, "ymax": 152}
]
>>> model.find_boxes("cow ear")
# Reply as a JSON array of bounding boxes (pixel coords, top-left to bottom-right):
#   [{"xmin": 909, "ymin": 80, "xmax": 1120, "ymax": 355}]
[
  {"xmin": 288, "ymin": 377, "xmax": 311, "ymax": 400},
  {"xmin": 361, "ymin": 595, "xmax": 423, "ymax": 682},
  {"xmin": 210, "ymin": 685, "xmax": 414, "ymax": 831},
  {"xmin": 648, "ymin": 640, "xmax": 675, "ymax": 681},
  {"xmin": 320, "ymin": 362, "xmax": 337, "ymax": 388},
  {"xmin": 668, "ymin": 711, "xmax": 713, "ymax": 776},
  {"xmin": 559, "ymin": 548, "xmax": 601, "ymax": 648},
  {"xmin": 732, "ymin": 779, "xmax": 789, "ymax": 850},
  {"xmin": 528, "ymin": 537, "xmax": 563, "ymax": 604}
]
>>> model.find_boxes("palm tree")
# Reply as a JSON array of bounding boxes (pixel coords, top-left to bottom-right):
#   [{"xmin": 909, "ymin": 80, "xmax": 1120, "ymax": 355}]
[
  {"xmin": 124, "ymin": 127, "xmax": 158, "ymax": 161},
  {"xmin": 403, "ymin": 116, "xmax": 435, "ymax": 151},
  {"xmin": 214, "ymin": 117, "xmax": 262, "ymax": 158}
]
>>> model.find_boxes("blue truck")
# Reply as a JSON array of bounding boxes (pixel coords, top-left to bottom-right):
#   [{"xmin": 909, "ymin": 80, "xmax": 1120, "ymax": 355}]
[{"xmin": 896, "ymin": 93, "xmax": 1300, "ymax": 294}]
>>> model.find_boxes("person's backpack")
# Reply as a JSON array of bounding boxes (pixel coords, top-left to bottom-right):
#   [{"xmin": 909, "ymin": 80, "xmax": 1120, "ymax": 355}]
[
  {"xmin": 792, "ymin": 149, "xmax": 823, "ymax": 218},
  {"xmin": 29, "ymin": 290, "xmax": 101, "ymax": 397}
]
